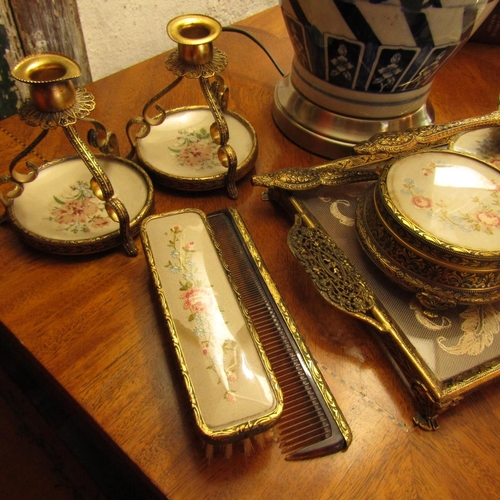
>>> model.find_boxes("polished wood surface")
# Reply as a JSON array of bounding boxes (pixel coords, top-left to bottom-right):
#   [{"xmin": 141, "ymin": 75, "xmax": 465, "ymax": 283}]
[{"xmin": 2, "ymin": 7, "xmax": 500, "ymax": 499}]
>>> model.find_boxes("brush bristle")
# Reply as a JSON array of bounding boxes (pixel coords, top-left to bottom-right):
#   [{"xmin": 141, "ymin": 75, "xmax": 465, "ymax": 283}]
[{"xmin": 204, "ymin": 429, "xmax": 276, "ymax": 462}]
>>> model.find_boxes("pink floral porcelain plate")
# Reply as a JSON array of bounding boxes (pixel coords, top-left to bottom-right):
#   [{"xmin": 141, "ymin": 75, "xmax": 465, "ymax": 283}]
[
  {"xmin": 140, "ymin": 209, "xmax": 282, "ymax": 445},
  {"xmin": 136, "ymin": 106, "xmax": 257, "ymax": 191},
  {"xmin": 8, "ymin": 155, "xmax": 153, "ymax": 254}
]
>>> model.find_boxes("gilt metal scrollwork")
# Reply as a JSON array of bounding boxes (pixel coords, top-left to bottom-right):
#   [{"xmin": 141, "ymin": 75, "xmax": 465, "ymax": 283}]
[
  {"xmin": 355, "ymin": 109, "xmax": 500, "ymax": 155},
  {"xmin": 287, "ymin": 213, "xmax": 394, "ymax": 333},
  {"xmin": 126, "ymin": 14, "xmax": 240, "ymax": 199}
]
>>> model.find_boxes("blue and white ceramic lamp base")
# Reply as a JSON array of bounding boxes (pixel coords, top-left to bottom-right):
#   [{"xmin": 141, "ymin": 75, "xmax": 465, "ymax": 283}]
[{"xmin": 274, "ymin": 0, "xmax": 498, "ymax": 158}]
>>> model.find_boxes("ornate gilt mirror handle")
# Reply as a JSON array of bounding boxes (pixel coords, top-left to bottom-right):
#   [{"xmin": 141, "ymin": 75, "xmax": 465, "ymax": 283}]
[
  {"xmin": 287, "ymin": 214, "xmax": 392, "ymax": 333},
  {"xmin": 355, "ymin": 109, "xmax": 500, "ymax": 155},
  {"xmin": 253, "ymin": 107, "xmax": 500, "ymax": 192},
  {"xmin": 252, "ymin": 154, "xmax": 386, "ymax": 190}
]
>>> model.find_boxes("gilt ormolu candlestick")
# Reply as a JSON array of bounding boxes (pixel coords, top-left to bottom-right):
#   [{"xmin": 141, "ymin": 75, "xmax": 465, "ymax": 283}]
[
  {"xmin": 127, "ymin": 14, "xmax": 257, "ymax": 200},
  {"xmin": 5, "ymin": 52, "xmax": 148, "ymax": 256}
]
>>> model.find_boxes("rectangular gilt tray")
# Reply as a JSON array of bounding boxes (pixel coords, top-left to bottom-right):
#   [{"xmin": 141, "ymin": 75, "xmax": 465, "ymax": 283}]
[{"xmin": 269, "ymin": 183, "xmax": 500, "ymax": 430}]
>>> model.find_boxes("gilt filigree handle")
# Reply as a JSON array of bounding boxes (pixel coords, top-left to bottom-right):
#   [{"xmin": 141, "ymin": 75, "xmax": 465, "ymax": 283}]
[
  {"xmin": 354, "ymin": 109, "xmax": 500, "ymax": 155},
  {"xmin": 252, "ymin": 154, "xmax": 387, "ymax": 190},
  {"xmin": 287, "ymin": 215, "xmax": 391, "ymax": 332}
]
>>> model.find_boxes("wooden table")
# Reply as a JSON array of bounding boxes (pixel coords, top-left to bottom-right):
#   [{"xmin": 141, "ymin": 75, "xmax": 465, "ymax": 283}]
[{"xmin": 2, "ymin": 7, "xmax": 500, "ymax": 499}]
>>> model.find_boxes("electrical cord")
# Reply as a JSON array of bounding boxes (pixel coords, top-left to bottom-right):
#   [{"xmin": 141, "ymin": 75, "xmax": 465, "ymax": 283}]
[{"xmin": 222, "ymin": 26, "xmax": 285, "ymax": 77}]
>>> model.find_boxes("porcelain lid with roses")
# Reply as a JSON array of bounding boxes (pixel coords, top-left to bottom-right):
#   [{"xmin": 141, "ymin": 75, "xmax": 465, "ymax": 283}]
[{"xmin": 379, "ymin": 150, "xmax": 500, "ymax": 256}]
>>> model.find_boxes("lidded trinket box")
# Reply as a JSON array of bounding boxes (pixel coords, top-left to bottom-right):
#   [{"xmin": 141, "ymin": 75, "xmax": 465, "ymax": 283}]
[{"xmin": 356, "ymin": 150, "xmax": 500, "ymax": 311}]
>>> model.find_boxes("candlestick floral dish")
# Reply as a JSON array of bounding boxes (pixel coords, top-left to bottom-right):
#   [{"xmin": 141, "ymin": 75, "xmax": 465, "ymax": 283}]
[
  {"xmin": 135, "ymin": 106, "xmax": 257, "ymax": 192},
  {"xmin": 2, "ymin": 154, "xmax": 153, "ymax": 255}
]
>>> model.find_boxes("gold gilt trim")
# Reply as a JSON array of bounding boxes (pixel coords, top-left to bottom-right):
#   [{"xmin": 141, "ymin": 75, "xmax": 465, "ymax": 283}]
[
  {"xmin": 354, "ymin": 110, "xmax": 500, "ymax": 155},
  {"xmin": 140, "ymin": 209, "xmax": 283, "ymax": 445},
  {"xmin": 165, "ymin": 47, "xmax": 228, "ymax": 79},
  {"xmin": 378, "ymin": 150, "xmax": 500, "ymax": 261},
  {"xmin": 374, "ymin": 185, "xmax": 500, "ymax": 273},
  {"xmin": 252, "ymin": 153, "xmax": 387, "ymax": 190},
  {"xmin": 356, "ymin": 185, "xmax": 500, "ymax": 310},
  {"xmin": 18, "ymin": 87, "xmax": 95, "ymax": 129}
]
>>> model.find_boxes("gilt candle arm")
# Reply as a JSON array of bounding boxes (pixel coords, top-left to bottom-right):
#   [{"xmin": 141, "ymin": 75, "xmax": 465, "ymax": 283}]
[
  {"xmin": 125, "ymin": 76, "xmax": 184, "ymax": 160},
  {"xmin": 8, "ymin": 129, "xmax": 48, "ymax": 185},
  {"xmin": 83, "ymin": 117, "xmax": 120, "ymax": 156},
  {"xmin": 63, "ymin": 125, "xmax": 138, "ymax": 256},
  {"xmin": 199, "ymin": 76, "xmax": 238, "ymax": 199}
]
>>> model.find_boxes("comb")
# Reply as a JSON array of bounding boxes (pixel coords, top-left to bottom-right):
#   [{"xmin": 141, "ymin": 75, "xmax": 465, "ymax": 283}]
[{"xmin": 207, "ymin": 208, "xmax": 352, "ymax": 460}]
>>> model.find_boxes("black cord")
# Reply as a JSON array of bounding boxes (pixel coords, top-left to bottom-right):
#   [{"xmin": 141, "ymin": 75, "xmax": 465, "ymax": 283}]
[{"xmin": 222, "ymin": 26, "xmax": 285, "ymax": 77}]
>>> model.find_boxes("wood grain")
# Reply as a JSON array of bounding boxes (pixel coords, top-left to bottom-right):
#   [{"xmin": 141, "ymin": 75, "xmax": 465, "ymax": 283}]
[
  {"xmin": 8, "ymin": 0, "xmax": 91, "ymax": 84},
  {"xmin": 1, "ymin": 7, "xmax": 500, "ymax": 500}
]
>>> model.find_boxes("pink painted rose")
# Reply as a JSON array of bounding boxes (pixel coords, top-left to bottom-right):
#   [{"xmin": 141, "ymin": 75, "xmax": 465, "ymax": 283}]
[
  {"xmin": 200, "ymin": 341, "xmax": 210, "ymax": 355},
  {"xmin": 412, "ymin": 195, "xmax": 432, "ymax": 209},
  {"xmin": 52, "ymin": 198, "xmax": 99, "ymax": 225},
  {"xmin": 90, "ymin": 216, "xmax": 111, "ymax": 228},
  {"xmin": 179, "ymin": 287, "xmax": 217, "ymax": 314},
  {"xmin": 475, "ymin": 210, "xmax": 500, "ymax": 228},
  {"xmin": 225, "ymin": 391, "xmax": 236, "ymax": 403},
  {"xmin": 178, "ymin": 140, "xmax": 214, "ymax": 168}
]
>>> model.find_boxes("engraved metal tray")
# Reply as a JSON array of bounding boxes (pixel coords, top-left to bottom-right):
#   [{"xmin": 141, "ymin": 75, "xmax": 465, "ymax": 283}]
[{"xmin": 256, "ymin": 119, "xmax": 500, "ymax": 430}]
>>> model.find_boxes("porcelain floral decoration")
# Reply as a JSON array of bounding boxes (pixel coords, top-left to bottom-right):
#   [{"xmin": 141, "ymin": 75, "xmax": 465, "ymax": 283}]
[{"xmin": 166, "ymin": 224, "xmax": 239, "ymax": 402}]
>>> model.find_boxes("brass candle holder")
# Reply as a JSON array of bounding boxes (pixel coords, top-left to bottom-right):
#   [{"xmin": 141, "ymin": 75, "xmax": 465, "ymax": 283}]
[
  {"xmin": 1, "ymin": 53, "xmax": 153, "ymax": 256},
  {"xmin": 126, "ymin": 14, "xmax": 257, "ymax": 200}
]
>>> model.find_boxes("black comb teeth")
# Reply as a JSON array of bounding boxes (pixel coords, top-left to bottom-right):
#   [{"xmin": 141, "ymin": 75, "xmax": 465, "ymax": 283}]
[{"xmin": 207, "ymin": 209, "xmax": 350, "ymax": 460}]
